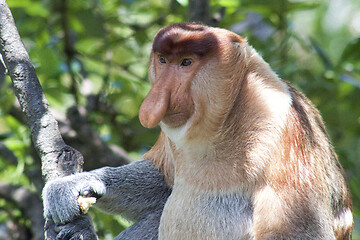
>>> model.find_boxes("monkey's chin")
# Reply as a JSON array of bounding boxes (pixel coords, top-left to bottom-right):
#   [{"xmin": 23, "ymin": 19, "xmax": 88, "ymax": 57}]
[
  {"xmin": 162, "ymin": 112, "xmax": 190, "ymax": 128},
  {"xmin": 160, "ymin": 119, "xmax": 190, "ymax": 146}
]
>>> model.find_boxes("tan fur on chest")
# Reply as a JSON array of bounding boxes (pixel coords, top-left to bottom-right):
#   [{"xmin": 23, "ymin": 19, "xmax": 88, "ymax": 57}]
[{"xmin": 159, "ymin": 185, "xmax": 254, "ymax": 240}]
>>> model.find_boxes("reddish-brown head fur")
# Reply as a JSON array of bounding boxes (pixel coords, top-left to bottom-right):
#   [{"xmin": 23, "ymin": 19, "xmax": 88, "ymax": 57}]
[{"xmin": 152, "ymin": 23, "xmax": 219, "ymax": 58}]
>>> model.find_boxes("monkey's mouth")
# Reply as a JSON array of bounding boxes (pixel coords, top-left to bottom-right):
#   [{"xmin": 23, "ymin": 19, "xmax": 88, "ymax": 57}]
[
  {"xmin": 163, "ymin": 111, "xmax": 191, "ymax": 128},
  {"xmin": 165, "ymin": 112, "xmax": 186, "ymax": 116}
]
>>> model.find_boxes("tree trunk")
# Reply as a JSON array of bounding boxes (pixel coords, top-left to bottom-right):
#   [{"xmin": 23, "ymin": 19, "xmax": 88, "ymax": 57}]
[
  {"xmin": 188, "ymin": 0, "xmax": 210, "ymax": 24},
  {"xmin": 0, "ymin": 1, "xmax": 94, "ymax": 239}
]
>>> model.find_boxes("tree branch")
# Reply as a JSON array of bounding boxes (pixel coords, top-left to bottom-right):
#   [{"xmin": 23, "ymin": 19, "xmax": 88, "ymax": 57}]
[
  {"xmin": 188, "ymin": 0, "xmax": 210, "ymax": 24},
  {"xmin": 59, "ymin": 0, "xmax": 79, "ymax": 103},
  {"xmin": 0, "ymin": 1, "xmax": 96, "ymax": 239},
  {"xmin": 0, "ymin": 0, "xmax": 83, "ymax": 181},
  {"xmin": 0, "ymin": 141, "xmax": 18, "ymax": 165}
]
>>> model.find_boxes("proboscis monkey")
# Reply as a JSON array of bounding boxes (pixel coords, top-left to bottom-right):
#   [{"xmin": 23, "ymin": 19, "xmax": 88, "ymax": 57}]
[{"xmin": 43, "ymin": 23, "xmax": 353, "ymax": 240}]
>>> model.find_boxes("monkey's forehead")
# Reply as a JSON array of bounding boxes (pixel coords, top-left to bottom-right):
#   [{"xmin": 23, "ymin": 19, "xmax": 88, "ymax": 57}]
[{"xmin": 152, "ymin": 23, "xmax": 244, "ymax": 57}]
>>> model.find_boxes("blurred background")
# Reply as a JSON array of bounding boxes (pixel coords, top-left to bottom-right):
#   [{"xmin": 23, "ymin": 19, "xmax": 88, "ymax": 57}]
[{"xmin": 0, "ymin": 0, "xmax": 359, "ymax": 239}]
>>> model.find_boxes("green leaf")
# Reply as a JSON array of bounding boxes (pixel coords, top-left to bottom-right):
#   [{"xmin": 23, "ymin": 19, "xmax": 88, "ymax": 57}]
[
  {"xmin": 25, "ymin": 2, "xmax": 49, "ymax": 17},
  {"xmin": 340, "ymin": 38, "xmax": 360, "ymax": 63},
  {"xmin": 8, "ymin": 0, "xmax": 49, "ymax": 17},
  {"xmin": 7, "ymin": 0, "xmax": 31, "ymax": 8},
  {"xmin": 0, "ymin": 132, "xmax": 14, "ymax": 140},
  {"xmin": 216, "ymin": 0, "xmax": 240, "ymax": 8},
  {"xmin": 71, "ymin": 9, "xmax": 105, "ymax": 37},
  {"xmin": 309, "ymin": 37, "xmax": 333, "ymax": 70},
  {"xmin": 288, "ymin": 2, "xmax": 319, "ymax": 12},
  {"xmin": 35, "ymin": 48, "xmax": 61, "ymax": 78},
  {"xmin": 340, "ymin": 74, "xmax": 360, "ymax": 89},
  {"xmin": 176, "ymin": 0, "xmax": 188, "ymax": 7}
]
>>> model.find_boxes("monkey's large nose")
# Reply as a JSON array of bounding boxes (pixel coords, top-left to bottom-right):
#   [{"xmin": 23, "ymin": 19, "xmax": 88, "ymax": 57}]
[{"xmin": 139, "ymin": 85, "xmax": 170, "ymax": 128}]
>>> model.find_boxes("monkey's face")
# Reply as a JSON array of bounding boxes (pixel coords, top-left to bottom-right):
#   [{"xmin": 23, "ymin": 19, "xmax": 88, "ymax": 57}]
[
  {"xmin": 139, "ymin": 23, "xmax": 245, "ymax": 132},
  {"xmin": 138, "ymin": 52, "xmax": 197, "ymax": 129},
  {"xmin": 139, "ymin": 24, "xmax": 217, "ymax": 129}
]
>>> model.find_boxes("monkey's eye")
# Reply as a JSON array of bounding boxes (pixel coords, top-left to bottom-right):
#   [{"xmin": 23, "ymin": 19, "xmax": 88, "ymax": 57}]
[
  {"xmin": 159, "ymin": 56, "xmax": 166, "ymax": 64},
  {"xmin": 181, "ymin": 59, "xmax": 192, "ymax": 67}
]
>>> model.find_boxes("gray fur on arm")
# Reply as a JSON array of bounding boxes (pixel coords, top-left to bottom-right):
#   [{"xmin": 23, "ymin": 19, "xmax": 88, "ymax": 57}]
[
  {"xmin": 42, "ymin": 159, "xmax": 171, "ymax": 240},
  {"xmin": 93, "ymin": 159, "xmax": 171, "ymax": 222}
]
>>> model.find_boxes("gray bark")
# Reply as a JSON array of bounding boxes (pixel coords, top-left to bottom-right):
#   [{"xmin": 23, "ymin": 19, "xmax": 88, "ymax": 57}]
[
  {"xmin": 0, "ymin": 0, "xmax": 83, "ymax": 182},
  {"xmin": 0, "ymin": 1, "xmax": 94, "ymax": 239},
  {"xmin": 188, "ymin": 0, "xmax": 210, "ymax": 24}
]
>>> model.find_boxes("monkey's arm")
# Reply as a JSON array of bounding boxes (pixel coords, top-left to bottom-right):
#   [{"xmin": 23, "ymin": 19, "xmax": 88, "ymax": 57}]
[
  {"xmin": 92, "ymin": 159, "xmax": 171, "ymax": 221},
  {"xmin": 43, "ymin": 160, "xmax": 171, "ymax": 236}
]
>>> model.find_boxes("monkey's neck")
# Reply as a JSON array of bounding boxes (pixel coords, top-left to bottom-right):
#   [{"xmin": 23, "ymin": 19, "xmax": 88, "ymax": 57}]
[
  {"xmin": 146, "ymin": 54, "xmax": 293, "ymax": 191},
  {"xmin": 165, "ymin": 66, "xmax": 292, "ymax": 192}
]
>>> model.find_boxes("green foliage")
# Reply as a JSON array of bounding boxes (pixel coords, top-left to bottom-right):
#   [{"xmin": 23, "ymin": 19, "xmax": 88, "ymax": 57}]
[{"xmin": 0, "ymin": 0, "xmax": 359, "ymax": 238}]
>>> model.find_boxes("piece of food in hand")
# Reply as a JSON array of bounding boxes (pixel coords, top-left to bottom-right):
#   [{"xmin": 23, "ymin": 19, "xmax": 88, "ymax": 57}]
[{"xmin": 77, "ymin": 195, "xmax": 96, "ymax": 214}]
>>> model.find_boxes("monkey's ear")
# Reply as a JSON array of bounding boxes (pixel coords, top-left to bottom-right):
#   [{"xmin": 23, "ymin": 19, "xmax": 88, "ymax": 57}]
[
  {"xmin": 231, "ymin": 42, "xmax": 242, "ymax": 53},
  {"xmin": 228, "ymin": 41, "xmax": 245, "ymax": 64},
  {"xmin": 230, "ymin": 34, "xmax": 247, "ymax": 51}
]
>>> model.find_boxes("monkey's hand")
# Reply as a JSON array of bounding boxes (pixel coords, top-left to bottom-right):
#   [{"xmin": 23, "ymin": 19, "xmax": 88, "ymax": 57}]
[
  {"xmin": 42, "ymin": 172, "xmax": 106, "ymax": 224},
  {"xmin": 45, "ymin": 215, "xmax": 98, "ymax": 240}
]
